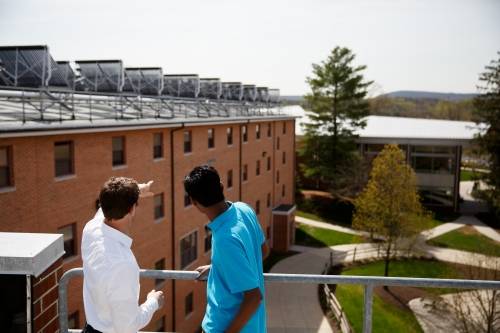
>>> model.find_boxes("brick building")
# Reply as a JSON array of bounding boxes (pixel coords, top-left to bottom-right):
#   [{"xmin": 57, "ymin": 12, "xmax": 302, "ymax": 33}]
[{"xmin": 0, "ymin": 95, "xmax": 296, "ymax": 332}]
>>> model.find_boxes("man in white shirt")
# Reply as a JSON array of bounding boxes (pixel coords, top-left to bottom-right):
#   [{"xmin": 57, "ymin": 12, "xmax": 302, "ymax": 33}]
[{"xmin": 81, "ymin": 177, "xmax": 164, "ymax": 333}]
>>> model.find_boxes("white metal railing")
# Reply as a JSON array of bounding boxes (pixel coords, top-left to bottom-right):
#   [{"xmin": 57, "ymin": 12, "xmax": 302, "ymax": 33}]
[{"xmin": 58, "ymin": 268, "xmax": 500, "ymax": 333}]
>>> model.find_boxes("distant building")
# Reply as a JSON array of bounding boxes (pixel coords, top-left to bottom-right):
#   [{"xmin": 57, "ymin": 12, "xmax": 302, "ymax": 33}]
[{"xmin": 291, "ymin": 105, "xmax": 484, "ymax": 211}]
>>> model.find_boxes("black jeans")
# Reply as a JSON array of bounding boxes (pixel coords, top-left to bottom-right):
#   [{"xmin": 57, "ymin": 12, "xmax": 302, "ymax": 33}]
[{"xmin": 82, "ymin": 323, "xmax": 102, "ymax": 333}]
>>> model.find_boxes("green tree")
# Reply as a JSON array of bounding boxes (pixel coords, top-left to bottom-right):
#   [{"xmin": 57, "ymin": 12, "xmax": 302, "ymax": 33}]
[
  {"xmin": 474, "ymin": 52, "xmax": 500, "ymax": 220},
  {"xmin": 353, "ymin": 144, "xmax": 427, "ymax": 277},
  {"xmin": 300, "ymin": 46, "xmax": 372, "ymax": 199}
]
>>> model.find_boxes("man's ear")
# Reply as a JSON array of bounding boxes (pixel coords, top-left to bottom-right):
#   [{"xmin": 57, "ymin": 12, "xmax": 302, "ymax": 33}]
[{"xmin": 129, "ymin": 204, "xmax": 136, "ymax": 216}]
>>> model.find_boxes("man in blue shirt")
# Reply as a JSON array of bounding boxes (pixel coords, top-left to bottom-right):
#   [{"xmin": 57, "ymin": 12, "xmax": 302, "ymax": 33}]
[{"xmin": 184, "ymin": 165, "xmax": 269, "ymax": 333}]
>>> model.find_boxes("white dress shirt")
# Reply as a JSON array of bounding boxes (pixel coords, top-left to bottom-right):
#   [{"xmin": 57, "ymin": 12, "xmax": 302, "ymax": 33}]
[{"xmin": 81, "ymin": 209, "xmax": 158, "ymax": 333}]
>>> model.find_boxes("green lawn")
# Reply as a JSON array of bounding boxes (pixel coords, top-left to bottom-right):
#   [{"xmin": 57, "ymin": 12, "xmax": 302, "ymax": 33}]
[
  {"xmin": 335, "ymin": 259, "xmax": 465, "ymax": 333},
  {"xmin": 295, "ymin": 223, "xmax": 365, "ymax": 247},
  {"xmin": 296, "ymin": 210, "xmax": 341, "ymax": 225},
  {"xmin": 460, "ymin": 169, "xmax": 481, "ymax": 181},
  {"xmin": 428, "ymin": 226, "xmax": 500, "ymax": 256}
]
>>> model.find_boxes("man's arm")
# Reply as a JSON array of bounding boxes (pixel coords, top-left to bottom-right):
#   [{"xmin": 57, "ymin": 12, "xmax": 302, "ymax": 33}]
[
  {"xmin": 225, "ymin": 287, "xmax": 262, "ymax": 333},
  {"xmin": 107, "ymin": 263, "xmax": 163, "ymax": 333}
]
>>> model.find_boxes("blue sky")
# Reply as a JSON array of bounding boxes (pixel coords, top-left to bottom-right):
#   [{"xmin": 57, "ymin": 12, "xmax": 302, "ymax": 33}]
[{"xmin": 0, "ymin": 0, "xmax": 499, "ymax": 95}]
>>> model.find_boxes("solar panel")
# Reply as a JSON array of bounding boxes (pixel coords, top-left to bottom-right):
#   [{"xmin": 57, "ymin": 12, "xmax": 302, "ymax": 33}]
[
  {"xmin": 257, "ymin": 87, "xmax": 269, "ymax": 103},
  {"xmin": 0, "ymin": 45, "xmax": 57, "ymax": 87},
  {"xmin": 268, "ymin": 88, "xmax": 280, "ymax": 103},
  {"xmin": 199, "ymin": 78, "xmax": 222, "ymax": 99},
  {"xmin": 163, "ymin": 74, "xmax": 199, "ymax": 98},
  {"xmin": 49, "ymin": 61, "xmax": 76, "ymax": 89},
  {"xmin": 123, "ymin": 67, "xmax": 164, "ymax": 96},
  {"xmin": 243, "ymin": 85, "xmax": 257, "ymax": 102},
  {"xmin": 75, "ymin": 60, "xmax": 124, "ymax": 93},
  {"xmin": 221, "ymin": 82, "xmax": 243, "ymax": 101}
]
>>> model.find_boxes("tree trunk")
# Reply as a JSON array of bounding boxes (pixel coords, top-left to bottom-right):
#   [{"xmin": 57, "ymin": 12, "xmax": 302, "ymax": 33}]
[{"xmin": 383, "ymin": 241, "xmax": 391, "ymax": 291}]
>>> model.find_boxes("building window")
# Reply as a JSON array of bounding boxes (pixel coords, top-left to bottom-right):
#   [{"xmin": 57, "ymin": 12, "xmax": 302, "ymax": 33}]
[
  {"xmin": 277, "ymin": 137, "xmax": 280, "ymax": 150},
  {"xmin": 153, "ymin": 133, "xmax": 163, "ymax": 159},
  {"xmin": 282, "ymin": 184, "xmax": 285, "ymax": 197},
  {"xmin": 184, "ymin": 130, "xmax": 192, "ymax": 153},
  {"xmin": 112, "ymin": 137, "xmax": 125, "ymax": 166},
  {"xmin": 185, "ymin": 292, "xmax": 194, "ymax": 317},
  {"xmin": 256, "ymin": 200, "xmax": 260, "ymax": 215},
  {"xmin": 256, "ymin": 160, "xmax": 260, "ymax": 176},
  {"xmin": 227, "ymin": 127, "xmax": 233, "ymax": 145},
  {"xmin": 267, "ymin": 156, "xmax": 271, "ymax": 171},
  {"xmin": 208, "ymin": 128, "xmax": 215, "ymax": 149},
  {"xmin": 154, "ymin": 258, "xmax": 165, "ymax": 288},
  {"xmin": 283, "ymin": 122, "xmax": 286, "ymax": 134},
  {"xmin": 276, "ymin": 171, "xmax": 280, "ymax": 184},
  {"xmin": 243, "ymin": 164, "xmax": 248, "ymax": 182},
  {"xmin": 68, "ymin": 311, "xmax": 79, "ymax": 329},
  {"xmin": 154, "ymin": 193, "xmax": 164, "ymax": 220},
  {"xmin": 55, "ymin": 141, "xmax": 74, "ymax": 177},
  {"xmin": 267, "ymin": 123, "xmax": 272, "ymax": 137},
  {"xmin": 267, "ymin": 193, "xmax": 271, "ymax": 207},
  {"xmin": 0, "ymin": 146, "xmax": 13, "ymax": 187},
  {"xmin": 184, "ymin": 191, "xmax": 192, "ymax": 207},
  {"xmin": 180, "ymin": 231, "xmax": 197, "ymax": 269},
  {"xmin": 242, "ymin": 125, "xmax": 248, "ymax": 142},
  {"xmin": 59, "ymin": 223, "xmax": 76, "ymax": 259},
  {"xmin": 204, "ymin": 225, "xmax": 212, "ymax": 253},
  {"xmin": 267, "ymin": 226, "xmax": 271, "ymax": 239},
  {"xmin": 256, "ymin": 124, "xmax": 261, "ymax": 139},
  {"xmin": 154, "ymin": 316, "xmax": 165, "ymax": 332},
  {"xmin": 282, "ymin": 151, "xmax": 286, "ymax": 164},
  {"xmin": 227, "ymin": 170, "xmax": 233, "ymax": 189}
]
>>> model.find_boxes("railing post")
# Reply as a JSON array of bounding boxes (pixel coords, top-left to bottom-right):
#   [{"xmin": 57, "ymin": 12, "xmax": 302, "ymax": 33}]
[{"xmin": 362, "ymin": 284, "xmax": 374, "ymax": 333}]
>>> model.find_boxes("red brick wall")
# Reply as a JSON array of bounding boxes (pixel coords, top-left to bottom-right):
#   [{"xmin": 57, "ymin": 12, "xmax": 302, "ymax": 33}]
[
  {"xmin": 32, "ymin": 258, "xmax": 63, "ymax": 333},
  {"xmin": 0, "ymin": 118, "xmax": 295, "ymax": 333}
]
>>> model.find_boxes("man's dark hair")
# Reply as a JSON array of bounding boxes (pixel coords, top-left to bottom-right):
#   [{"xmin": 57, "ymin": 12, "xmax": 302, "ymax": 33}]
[
  {"xmin": 184, "ymin": 165, "xmax": 225, "ymax": 207},
  {"xmin": 99, "ymin": 177, "xmax": 140, "ymax": 220}
]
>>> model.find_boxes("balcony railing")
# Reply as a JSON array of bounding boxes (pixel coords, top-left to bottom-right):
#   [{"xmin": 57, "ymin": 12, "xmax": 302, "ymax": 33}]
[{"xmin": 59, "ymin": 268, "xmax": 500, "ymax": 333}]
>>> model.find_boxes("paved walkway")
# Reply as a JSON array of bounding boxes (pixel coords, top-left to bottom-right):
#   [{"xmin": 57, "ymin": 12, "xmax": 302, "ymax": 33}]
[
  {"xmin": 295, "ymin": 216, "xmax": 364, "ymax": 236},
  {"xmin": 267, "ymin": 214, "xmax": 500, "ymax": 332}
]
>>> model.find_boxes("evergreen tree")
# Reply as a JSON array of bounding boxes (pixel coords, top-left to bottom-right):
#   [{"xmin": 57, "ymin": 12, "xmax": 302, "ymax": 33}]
[
  {"xmin": 474, "ymin": 52, "xmax": 500, "ymax": 219},
  {"xmin": 300, "ymin": 47, "xmax": 372, "ymax": 199},
  {"xmin": 353, "ymin": 144, "xmax": 427, "ymax": 277}
]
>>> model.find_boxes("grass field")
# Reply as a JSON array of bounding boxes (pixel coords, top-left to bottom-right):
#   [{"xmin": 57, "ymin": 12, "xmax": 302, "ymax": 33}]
[
  {"xmin": 295, "ymin": 223, "xmax": 365, "ymax": 247},
  {"xmin": 335, "ymin": 259, "xmax": 465, "ymax": 333},
  {"xmin": 428, "ymin": 225, "xmax": 500, "ymax": 256},
  {"xmin": 460, "ymin": 169, "xmax": 482, "ymax": 181}
]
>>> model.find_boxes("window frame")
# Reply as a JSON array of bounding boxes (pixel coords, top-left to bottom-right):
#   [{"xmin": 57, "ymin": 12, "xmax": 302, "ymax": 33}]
[
  {"xmin": 242, "ymin": 125, "xmax": 248, "ymax": 143},
  {"xmin": 184, "ymin": 130, "xmax": 192, "ymax": 154},
  {"xmin": 54, "ymin": 141, "xmax": 74, "ymax": 178},
  {"xmin": 227, "ymin": 127, "xmax": 233, "ymax": 146},
  {"xmin": 153, "ymin": 132, "xmax": 164, "ymax": 159},
  {"xmin": 256, "ymin": 124, "xmax": 261, "ymax": 140},
  {"xmin": 154, "ymin": 193, "xmax": 165, "ymax": 220},
  {"xmin": 58, "ymin": 223, "xmax": 77, "ymax": 260},
  {"xmin": 180, "ymin": 230, "xmax": 198, "ymax": 269},
  {"xmin": 242, "ymin": 164, "xmax": 248, "ymax": 182},
  {"xmin": 0, "ymin": 145, "xmax": 14, "ymax": 188},
  {"xmin": 208, "ymin": 128, "xmax": 215, "ymax": 149},
  {"xmin": 227, "ymin": 169, "xmax": 233, "ymax": 189},
  {"xmin": 154, "ymin": 258, "xmax": 166, "ymax": 289},
  {"xmin": 185, "ymin": 292, "xmax": 194, "ymax": 317},
  {"xmin": 112, "ymin": 136, "xmax": 126, "ymax": 167}
]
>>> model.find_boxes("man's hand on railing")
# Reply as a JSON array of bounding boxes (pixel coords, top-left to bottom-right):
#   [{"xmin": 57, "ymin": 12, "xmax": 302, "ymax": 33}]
[
  {"xmin": 195, "ymin": 265, "xmax": 211, "ymax": 281},
  {"xmin": 147, "ymin": 290, "xmax": 164, "ymax": 309}
]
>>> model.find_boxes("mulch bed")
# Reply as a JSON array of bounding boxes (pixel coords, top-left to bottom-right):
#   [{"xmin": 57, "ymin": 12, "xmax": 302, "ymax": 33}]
[{"xmin": 374, "ymin": 286, "xmax": 429, "ymax": 311}]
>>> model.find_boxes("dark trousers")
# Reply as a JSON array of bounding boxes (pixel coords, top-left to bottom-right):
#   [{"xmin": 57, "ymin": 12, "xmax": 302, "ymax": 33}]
[{"xmin": 82, "ymin": 323, "xmax": 102, "ymax": 333}]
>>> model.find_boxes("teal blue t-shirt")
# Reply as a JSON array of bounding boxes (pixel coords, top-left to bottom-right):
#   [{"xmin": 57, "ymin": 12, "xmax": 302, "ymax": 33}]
[{"xmin": 202, "ymin": 202, "xmax": 266, "ymax": 333}]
